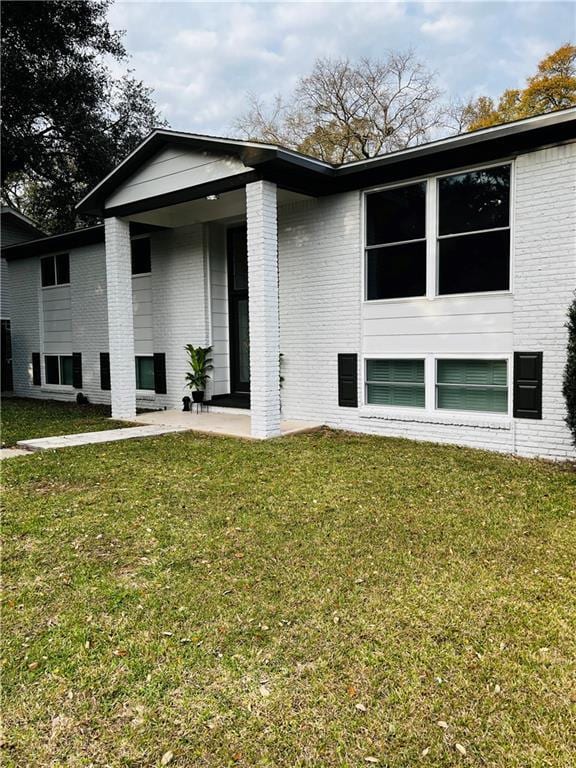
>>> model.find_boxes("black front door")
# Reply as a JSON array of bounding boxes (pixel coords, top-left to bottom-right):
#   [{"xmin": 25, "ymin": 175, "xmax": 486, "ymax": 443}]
[{"xmin": 227, "ymin": 225, "xmax": 250, "ymax": 393}]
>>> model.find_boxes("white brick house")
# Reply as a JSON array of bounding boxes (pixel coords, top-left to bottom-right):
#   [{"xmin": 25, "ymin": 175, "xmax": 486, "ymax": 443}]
[{"xmin": 3, "ymin": 109, "xmax": 575, "ymax": 459}]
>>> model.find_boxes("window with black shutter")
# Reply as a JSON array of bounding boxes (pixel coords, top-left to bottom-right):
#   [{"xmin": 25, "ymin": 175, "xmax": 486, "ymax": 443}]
[
  {"xmin": 32, "ymin": 352, "xmax": 41, "ymax": 385},
  {"xmin": 153, "ymin": 353, "xmax": 167, "ymax": 394},
  {"xmin": 72, "ymin": 353, "xmax": 83, "ymax": 389}
]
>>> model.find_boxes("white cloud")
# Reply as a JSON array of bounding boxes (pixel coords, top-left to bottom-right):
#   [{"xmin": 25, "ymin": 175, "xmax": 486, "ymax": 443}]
[{"xmin": 420, "ymin": 13, "xmax": 472, "ymax": 40}]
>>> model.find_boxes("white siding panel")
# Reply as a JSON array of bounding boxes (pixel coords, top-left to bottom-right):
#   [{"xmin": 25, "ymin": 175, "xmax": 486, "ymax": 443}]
[
  {"xmin": 105, "ymin": 149, "xmax": 251, "ymax": 208},
  {"xmin": 42, "ymin": 284, "xmax": 72, "ymax": 353}
]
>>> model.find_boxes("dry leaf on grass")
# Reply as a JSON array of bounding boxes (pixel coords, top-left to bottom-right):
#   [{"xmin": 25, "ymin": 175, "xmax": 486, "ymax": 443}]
[
  {"xmin": 437, "ymin": 720, "xmax": 449, "ymax": 729},
  {"xmin": 455, "ymin": 743, "xmax": 467, "ymax": 756},
  {"xmin": 161, "ymin": 750, "xmax": 174, "ymax": 765}
]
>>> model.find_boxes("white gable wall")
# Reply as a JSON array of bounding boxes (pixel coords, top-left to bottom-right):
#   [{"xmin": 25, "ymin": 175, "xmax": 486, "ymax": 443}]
[{"xmin": 106, "ymin": 148, "xmax": 251, "ymax": 209}]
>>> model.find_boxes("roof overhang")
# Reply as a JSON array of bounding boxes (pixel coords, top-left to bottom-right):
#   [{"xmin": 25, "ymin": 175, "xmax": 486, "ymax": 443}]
[
  {"xmin": 1, "ymin": 207, "xmax": 46, "ymax": 240},
  {"xmin": 1, "ymin": 222, "xmax": 163, "ymax": 261}
]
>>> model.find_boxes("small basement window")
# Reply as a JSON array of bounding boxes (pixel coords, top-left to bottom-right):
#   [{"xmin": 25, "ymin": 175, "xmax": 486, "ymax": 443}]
[
  {"xmin": 437, "ymin": 165, "xmax": 510, "ymax": 295},
  {"xmin": 41, "ymin": 253, "xmax": 70, "ymax": 287},
  {"xmin": 131, "ymin": 238, "xmax": 151, "ymax": 275},
  {"xmin": 365, "ymin": 182, "xmax": 426, "ymax": 300},
  {"xmin": 436, "ymin": 359, "xmax": 508, "ymax": 413},
  {"xmin": 44, "ymin": 355, "xmax": 73, "ymax": 386},
  {"xmin": 135, "ymin": 356, "xmax": 155, "ymax": 390},
  {"xmin": 366, "ymin": 359, "xmax": 425, "ymax": 407}
]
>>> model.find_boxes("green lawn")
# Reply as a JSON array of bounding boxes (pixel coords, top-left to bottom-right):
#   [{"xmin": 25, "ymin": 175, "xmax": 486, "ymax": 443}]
[
  {"xmin": 2, "ymin": 406, "xmax": 575, "ymax": 767},
  {"xmin": 1, "ymin": 397, "xmax": 127, "ymax": 447}
]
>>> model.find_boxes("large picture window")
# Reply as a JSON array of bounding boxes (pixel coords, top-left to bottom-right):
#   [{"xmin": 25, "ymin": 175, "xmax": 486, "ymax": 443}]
[
  {"xmin": 437, "ymin": 165, "xmax": 510, "ymax": 295},
  {"xmin": 365, "ymin": 182, "xmax": 426, "ymax": 300},
  {"xmin": 436, "ymin": 359, "xmax": 508, "ymax": 414},
  {"xmin": 366, "ymin": 359, "xmax": 425, "ymax": 408}
]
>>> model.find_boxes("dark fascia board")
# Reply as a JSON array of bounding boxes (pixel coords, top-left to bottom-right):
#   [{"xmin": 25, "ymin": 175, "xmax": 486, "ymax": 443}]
[
  {"xmin": 2, "ymin": 222, "xmax": 164, "ymax": 261},
  {"xmin": 76, "ymin": 129, "xmax": 333, "ymax": 216}
]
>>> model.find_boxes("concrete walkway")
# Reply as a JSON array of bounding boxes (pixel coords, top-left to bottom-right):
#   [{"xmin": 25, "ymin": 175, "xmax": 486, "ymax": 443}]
[
  {"xmin": 16, "ymin": 424, "xmax": 189, "ymax": 452},
  {"xmin": 0, "ymin": 447, "xmax": 31, "ymax": 460}
]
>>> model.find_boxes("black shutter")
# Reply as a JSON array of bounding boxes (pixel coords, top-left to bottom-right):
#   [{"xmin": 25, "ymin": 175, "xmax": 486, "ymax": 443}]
[
  {"xmin": 513, "ymin": 351, "xmax": 543, "ymax": 419},
  {"xmin": 72, "ymin": 352, "xmax": 83, "ymax": 389},
  {"xmin": 100, "ymin": 353, "xmax": 111, "ymax": 391},
  {"xmin": 153, "ymin": 353, "xmax": 167, "ymax": 394},
  {"xmin": 338, "ymin": 353, "xmax": 358, "ymax": 407},
  {"xmin": 32, "ymin": 352, "xmax": 41, "ymax": 385}
]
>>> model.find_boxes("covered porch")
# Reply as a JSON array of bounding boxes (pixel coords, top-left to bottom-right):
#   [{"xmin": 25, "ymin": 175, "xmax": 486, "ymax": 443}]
[{"xmin": 76, "ymin": 130, "xmax": 329, "ymax": 439}]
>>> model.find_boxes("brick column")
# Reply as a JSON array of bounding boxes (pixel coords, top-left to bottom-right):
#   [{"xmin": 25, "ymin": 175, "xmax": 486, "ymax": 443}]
[
  {"xmin": 104, "ymin": 217, "xmax": 136, "ymax": 419},
  {"xmin": 246, "ymin": 180, "xmax": 281, "ymax": 438}
]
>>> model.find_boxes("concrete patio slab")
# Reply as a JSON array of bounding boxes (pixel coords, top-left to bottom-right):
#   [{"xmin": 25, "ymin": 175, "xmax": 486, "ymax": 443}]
[
  {"xmin": 125, "ymin": 409, "xmax": 323, "ymax": 439},
  {"xmin": 16, "ymin": 424, "xmax": 189, "ymax": 452}
]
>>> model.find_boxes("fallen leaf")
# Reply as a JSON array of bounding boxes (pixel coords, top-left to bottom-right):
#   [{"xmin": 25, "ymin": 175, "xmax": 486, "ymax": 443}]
[
  {"xmin": 355, "ymin": 703, "xmax": 367, "ymax": 712},
  {"xmin": 259, "ymin": 685, "xmax": 271, "ymax": 697},
  {"xmin": 28, "ymin": 661, "xmax": 39, "ymax": 670},
  {"xmin": 494, "ymin": 684, "xmax": 501, "ymax": 694},
  {"xmin": 113, "ymin": 648, "xmax": 128, "ymax": 657},
  {"xmin": 161, "ymin": 751, "xmax": 174, "ymax": 765},
  {"xmin": 437, "ymin": 720, "xmax": 449, "ymax": 729},
  {"xmin": 364, "ymin": 758, "xmax": 379, "ymax": 764},
  {"xmin": 347, "ymin": 685, "xmax": 358, "ymax": 697},
  {"xmin": 422, "ymin": 747, "xmax": 430, "ymax": 756},
  {"xmin": 455, "ymin": 744, "xmax": 467, "ymax": 756}
]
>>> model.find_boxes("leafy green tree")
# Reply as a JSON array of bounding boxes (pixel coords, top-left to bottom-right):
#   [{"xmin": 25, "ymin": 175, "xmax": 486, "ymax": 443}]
[
  {"xmin": 461, "ymin": 44, "xmax": 576, "ymax": 131},
  {"xmin": 563, "ymin": 294, "xmax": 576, "ymax": 447},
  {"xmin": 1, "ymin": 0, "xmax": 166, "ymax": 233}
]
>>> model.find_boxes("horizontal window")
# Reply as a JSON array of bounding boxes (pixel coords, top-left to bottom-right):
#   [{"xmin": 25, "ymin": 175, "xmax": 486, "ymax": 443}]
[
  {"xmin": 438, "ymin": 229, "xmax": 510, "ymax": 295},
  {"xmin": 131, "ymin": 238, "xmax": 151, "ymax": 275},
  {"xmin": 436, "ymin": 359, "xmax": 508, "ymax": 414},
  {"xmin": 135, "ymin": 356, "xmax": 155, "ymax": 390},
  {"xmin": 367, "ymin": 241, "xmax": 426, "ymax": 300},
  {"xmin": 44, "ymin": 355, "xmax": 73, "ymax": 386},
  {"xmin": 41, "ymin": 253, "xmax": 69, "ymax": 287},
  {"xmin": 366, "ymin": 359, "xmax": 425, "ymax": 408},
  {"xmin": 366, "ymin": 182, "xmax": 426, "ymax": 300}
]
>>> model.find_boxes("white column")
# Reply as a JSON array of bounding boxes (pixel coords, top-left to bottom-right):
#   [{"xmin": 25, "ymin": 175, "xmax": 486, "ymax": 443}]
[
  {"xmin": 104, "ymin": 217, "xmax": 136, "ymax": 419},
  {"xmin": 246, "ymin": 180, "xmax": 281, "ymax": 438}
]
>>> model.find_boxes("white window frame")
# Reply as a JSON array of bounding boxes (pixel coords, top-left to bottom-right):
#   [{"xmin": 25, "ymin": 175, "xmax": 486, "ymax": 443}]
[
  {"xmin": 433, "ymin": 354, "xmax": 512, "ymax": 419},
  {"xmin": 361, "ymin": 159, "xmax": 515, "ymax": 304},
  {"xmin": 135, "ymin": 354, "xmax": 155, "ymax": 394},
  {"xmin": 40, "ymin": 253, "xmax": 70, "ymax": 289},
  {"xmin": 361, "ymin": 353, "xmax": 512, "ymax": 422},
  {"xmin": 42, "ymin": 353, "xmax": 74, "ymax": 390},
  {"xmin": 364, "ymin": 355, "xmax": 426, "ymax": 411},
  {"xmin": 131, "ymin": 235, "xmax": 152, "ymax": 276}
]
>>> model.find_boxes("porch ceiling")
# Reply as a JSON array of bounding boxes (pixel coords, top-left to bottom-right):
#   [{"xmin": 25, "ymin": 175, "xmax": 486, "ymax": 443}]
[{"xmin": 127, "ymin": 187, "xmax": 312, "ymax": 228}]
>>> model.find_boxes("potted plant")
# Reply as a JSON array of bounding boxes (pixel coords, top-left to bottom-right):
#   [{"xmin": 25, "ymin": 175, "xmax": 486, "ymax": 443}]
[{"xmin": 184, "ymin": 344, "xmax": 213, "ymax": 403}]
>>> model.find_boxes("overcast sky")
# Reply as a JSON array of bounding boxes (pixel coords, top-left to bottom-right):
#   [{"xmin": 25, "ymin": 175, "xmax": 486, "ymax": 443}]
[{"xmin": 107, "ymin": 1, "xmax": 575, "ymax": 137}]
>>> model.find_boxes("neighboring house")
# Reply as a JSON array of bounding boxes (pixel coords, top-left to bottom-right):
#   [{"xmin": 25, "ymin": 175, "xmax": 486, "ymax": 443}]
[
  {"xmin": 2, "ymin": 108, "xmax": 575, "ymax": 458},
  {"xmin": 0, "ymin": 207, "xmax": 45, "ymax": 391}
]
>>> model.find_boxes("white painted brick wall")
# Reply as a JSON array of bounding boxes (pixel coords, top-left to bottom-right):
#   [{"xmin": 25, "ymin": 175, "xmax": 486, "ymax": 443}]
[
  {"xmin": 105, "ymin": 218, "xmax": 136, "ymax": 419},
  {"xmin": 247, "ymin": 180, "xmax": 281, "ymax": 438},
  {"xmin": 151, "ymin": 223, "xmax": 208, "ymax": 409},
  {"xmin": 513, "ymin": 144, "xmax": 576, "ymax": 459}
]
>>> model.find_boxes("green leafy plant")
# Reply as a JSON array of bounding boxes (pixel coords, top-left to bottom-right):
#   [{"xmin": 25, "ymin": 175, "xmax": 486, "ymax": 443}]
[
  {"xmin": 184, "ymin": 344, "xmax": 213, "ymax": 392},
  {"xmin": 563, "ymin": 293, "xmax": 576, "ymax": 446}
]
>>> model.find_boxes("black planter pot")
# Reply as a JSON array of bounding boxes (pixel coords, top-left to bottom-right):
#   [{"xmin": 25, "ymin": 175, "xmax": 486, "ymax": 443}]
[{"xmin": 192, "ymin": 390, "xmax": 204, "ymax": 403}]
